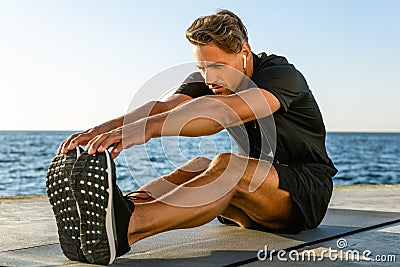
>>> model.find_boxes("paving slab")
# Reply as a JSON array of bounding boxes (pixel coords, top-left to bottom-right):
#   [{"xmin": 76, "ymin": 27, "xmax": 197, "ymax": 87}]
[
  {"xmin": 0, "ymin": 185, "xmax": 399, "ymax": 266},
  {"xmin": 241, "ymin": 222, "xmax": 400, "ymax": 266}
]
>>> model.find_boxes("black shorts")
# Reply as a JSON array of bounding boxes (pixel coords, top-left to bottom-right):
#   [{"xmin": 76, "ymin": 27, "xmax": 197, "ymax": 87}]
[
  {"xmin": 218, "ymin": 162, "xmax": 335, "ymax": 234},
  {"xmin": 270, "ymin": 162, "xmax": 335, "ymax": 234}
]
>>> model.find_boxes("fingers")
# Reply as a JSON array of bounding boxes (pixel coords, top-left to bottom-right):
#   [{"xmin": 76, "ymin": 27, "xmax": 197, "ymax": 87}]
[
  {"xmin": 86, "ymin": 134, "xmax": 109, "ymax": 155},
  {"xmin": 58, "ymin": 126, "xmax": 125, "ymax": 159},
  {"xmin": 58, "ymin": 133, "xmax": 79, "ymax": 154},
  {"xmin": 87, "ymin": 130, "xmax": 122, "ymax": 155},
  {"xmin": 110, "ymin": 142, "xmax": 123, "ymax": 159},
  {"xmin": 86, "ymin": 135, "xmax": 122, "ymax": 158},
  {"xmin": 58, "ymin": 130, "xmax": 97, "ymax": 154},
  {"xmin": 67, "ymin": 133, "xmax": 92, "ymax": 149},
  {"xmin": 57, "ymin": 140, "xmax": 68, "ymax": 154}
]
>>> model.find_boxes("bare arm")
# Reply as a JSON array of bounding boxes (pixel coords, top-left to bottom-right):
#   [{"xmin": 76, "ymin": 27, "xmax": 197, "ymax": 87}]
[
  {"xmin": 87, "ymin": 88, "xmax": 281, "ymax": 157},
  {"xmin": 150, "ymin": 88, "xmax": 281, "ymax": 137},
  {"xmin": 59, "ymin": 93, "xmax": 191, "ymax": 154},
  {"xmin": 116, "ymin": 94, "xmax": 193, "ymax": 126}
]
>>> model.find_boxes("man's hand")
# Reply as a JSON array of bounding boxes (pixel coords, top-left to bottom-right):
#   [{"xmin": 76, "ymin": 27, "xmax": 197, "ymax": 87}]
[
  {"xmin": 58, "ymin": 123, "xmax": 118, "ymax": 155},
  {"xmin": 57, "ymin": 95, "xmax": 191, "ymax": 156},
  {"xmin": 86, "ymin": 119, "xmax": 153, "ymax": 158}
]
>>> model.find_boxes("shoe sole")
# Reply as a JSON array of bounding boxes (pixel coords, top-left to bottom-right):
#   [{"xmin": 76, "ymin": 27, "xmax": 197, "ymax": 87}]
[
  {"xmin": 72, "ymin": 151, "xmax": 116, "ymax": 265},
  {"xmin": 45, "ymin": 147, "xmax": 86, "ymax": 262}
]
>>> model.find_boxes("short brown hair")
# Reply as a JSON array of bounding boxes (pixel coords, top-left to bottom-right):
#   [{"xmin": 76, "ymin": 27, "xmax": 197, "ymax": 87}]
[{"xmin": 186, "ymin": 9, "xmax": 248, "ymax": 54}]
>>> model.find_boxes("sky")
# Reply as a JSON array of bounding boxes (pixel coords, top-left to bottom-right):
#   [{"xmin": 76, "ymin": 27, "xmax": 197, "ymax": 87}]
[{"xmin": 0, "ymin": 0, "xmax": 399, "ymax": 132}]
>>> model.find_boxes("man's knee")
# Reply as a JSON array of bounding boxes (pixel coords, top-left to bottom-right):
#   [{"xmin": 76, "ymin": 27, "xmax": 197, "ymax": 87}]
[
  {"xmin": 179, "ymin": 156, "xmax": 211, "ymax": 172},
  {"xmin": 211, "ymin": 153, "xmax": 252, "ymax": 179},
  {"xmin": 211, "ymin": 152, "xmax": 238, "ymax": 168},
  {"xmin": 191, "ymin": 156, "xmax": 212, "ymax": 164}
]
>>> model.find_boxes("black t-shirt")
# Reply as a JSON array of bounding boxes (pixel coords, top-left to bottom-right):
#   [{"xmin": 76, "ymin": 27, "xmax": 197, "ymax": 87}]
[{"xmin": 174, "ymin": 52, "xmax": 337, "ymax": 175}]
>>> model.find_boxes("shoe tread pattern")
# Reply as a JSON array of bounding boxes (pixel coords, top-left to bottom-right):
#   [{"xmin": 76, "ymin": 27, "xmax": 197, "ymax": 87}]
[
  {"xmin": 45, "ymin": 150, "xmax": 86, "ymax": 262},
  {"xmin": 72, "ymin": 152, "xmax": 113, "ymax": 265}
]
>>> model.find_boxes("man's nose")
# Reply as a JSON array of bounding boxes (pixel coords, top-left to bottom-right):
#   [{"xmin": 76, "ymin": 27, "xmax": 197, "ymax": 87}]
[{"xmin": 204, "ymin": 69, "xmax": 218, "ymax": 86}]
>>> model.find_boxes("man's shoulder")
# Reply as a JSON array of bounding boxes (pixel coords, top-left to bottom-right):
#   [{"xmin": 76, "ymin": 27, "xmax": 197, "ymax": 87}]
[
  {"xmin": 252, "ymin": 52, "xmax": 296, "ymax": 78},
  {"xmin": 252, "ymin": 52, "xmax": 298, "ymax": 82},
  {"xmin": 254, "ymin": 52, "xmax": 291, "ymax": 67}
]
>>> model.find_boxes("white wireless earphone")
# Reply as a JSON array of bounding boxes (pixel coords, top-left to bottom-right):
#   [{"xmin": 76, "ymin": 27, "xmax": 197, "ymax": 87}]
[{"xmin": 243, "ymin": 55, "xmax": 247, "ymax": 69}]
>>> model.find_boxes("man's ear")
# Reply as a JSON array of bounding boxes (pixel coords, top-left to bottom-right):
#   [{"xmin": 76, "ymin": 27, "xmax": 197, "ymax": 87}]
[{"xmin": 241, "ymin": 43, "xmax": 251, "ymax": 58}]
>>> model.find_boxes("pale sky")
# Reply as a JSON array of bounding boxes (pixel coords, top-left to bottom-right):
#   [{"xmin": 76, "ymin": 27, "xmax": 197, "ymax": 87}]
[{"xmin": 1, "ymin": 0, "xmax": 399, "ymax": 132}]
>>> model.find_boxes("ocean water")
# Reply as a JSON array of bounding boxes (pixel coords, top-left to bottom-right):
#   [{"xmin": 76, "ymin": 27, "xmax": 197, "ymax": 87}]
[{"xmin": 0, "ymin": 131, "xmax": 399, "ymax": 196}]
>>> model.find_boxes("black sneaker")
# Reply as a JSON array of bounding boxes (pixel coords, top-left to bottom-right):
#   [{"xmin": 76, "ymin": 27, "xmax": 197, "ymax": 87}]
[
  {"xmin": 45, "ymin": 147, "xmax": 87, "ymax": 262},
  {"xmin": 71, "ymin": 150, "xmax": 149, "ymax": 265}
]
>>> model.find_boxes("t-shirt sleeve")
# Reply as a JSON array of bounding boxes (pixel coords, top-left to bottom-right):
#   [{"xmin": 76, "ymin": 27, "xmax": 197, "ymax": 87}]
[
  {"xmin": 252, "ymin": 66, "xmax": 309, "ymax": 112},
  {"xmin": 174, "ymin": 72, "xmax": 214, "ymax": 98}
]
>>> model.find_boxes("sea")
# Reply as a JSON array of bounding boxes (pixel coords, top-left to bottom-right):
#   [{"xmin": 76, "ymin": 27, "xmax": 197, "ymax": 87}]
[{"xmin": 0, "ymin": 131, "xmax": 399, "ymax": 196}]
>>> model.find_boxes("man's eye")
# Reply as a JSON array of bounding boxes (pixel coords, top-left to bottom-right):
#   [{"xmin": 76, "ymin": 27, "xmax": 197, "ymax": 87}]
[{"xmin": 211, "ymin": 65, "xmax": 226, "ymax": 70}]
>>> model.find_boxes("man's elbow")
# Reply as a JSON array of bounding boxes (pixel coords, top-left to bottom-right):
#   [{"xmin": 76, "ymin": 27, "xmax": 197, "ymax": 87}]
[{"xmin": 200, "ymin": 96, "xmax": 243, "ymax": 128}]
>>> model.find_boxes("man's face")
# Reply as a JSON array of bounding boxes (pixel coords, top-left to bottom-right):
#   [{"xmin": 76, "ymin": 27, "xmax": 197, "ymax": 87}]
[{"xmin": 193, "ymin": 43, "xmax": 245, "ymax": 95}]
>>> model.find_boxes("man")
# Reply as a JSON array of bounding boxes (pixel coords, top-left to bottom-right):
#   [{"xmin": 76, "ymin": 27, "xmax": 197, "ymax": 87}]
[{"xmin": 48, "ymin": 10, "xmax": 337, "ymax": 265}]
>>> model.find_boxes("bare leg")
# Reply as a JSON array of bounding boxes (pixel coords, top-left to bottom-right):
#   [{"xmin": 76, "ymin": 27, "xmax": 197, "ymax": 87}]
[
  {"xmin": 127, "ymin": 153, "xmax": 293, "ymax": 245},
  {"xmin": 132, "ymin": 156, "xmax": 212, "ymax": 203}
]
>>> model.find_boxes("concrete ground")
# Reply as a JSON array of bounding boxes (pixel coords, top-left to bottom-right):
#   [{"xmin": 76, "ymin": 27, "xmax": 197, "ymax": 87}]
[
  {"xmin": 0, "ymin": 185, "xmax": 399, "ymax": 266},
  {"xmin": 243, "ymin": 184, "xmax": 400, "ymax": 266}
]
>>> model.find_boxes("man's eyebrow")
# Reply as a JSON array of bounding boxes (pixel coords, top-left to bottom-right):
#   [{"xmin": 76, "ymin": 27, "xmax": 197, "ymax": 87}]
[{"xmin": 196, "ymin": 62, "xmax": 224, "ymax": 69}]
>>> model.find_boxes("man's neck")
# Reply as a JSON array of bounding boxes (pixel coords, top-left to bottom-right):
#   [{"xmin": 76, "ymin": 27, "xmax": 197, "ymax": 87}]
[{"xmin": 246, "ymin": 52, "xmax": 254, "ymax": 78}]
